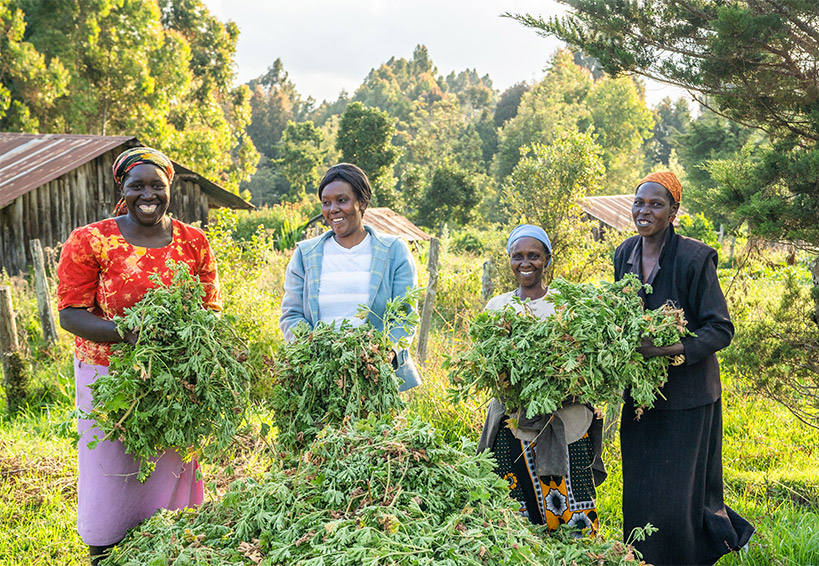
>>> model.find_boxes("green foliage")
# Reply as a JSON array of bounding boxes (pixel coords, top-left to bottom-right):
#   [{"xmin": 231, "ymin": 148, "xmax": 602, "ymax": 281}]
[
  {"xmin": 85, "ymin": 262, "xmax": 251, "ymax": 482},
  {"xmin": 0, "ymin": 0, "xmax": 69, "ymax": 131},
  {"xmin": 336, "ymin": 101, "xmax": 401, "ymax": 208},
  {"xmin": 267, "ymin": 289, "xmax": 421, "ymax": 452},
  {"xmin": 517, "ymin": 0, "xmax": 819, "ymax": 248},
  {"xmin": 246, "ymin": 59, "xmax": 313, "ymax": 159},
  {"xmin": 722, "ymin": 266, "xmax": 818, "ymax": 428},
  {"xmin": 274, "ymin": 120, "xmax": 326, "ymax": 200},
  {"xmin": 103, "ymin": 414, "xmax": 648, "ymax": 566},
  {"xmin": 449, "ymin": 275, "xmax": 692, "ymax": 419},
  {"xmin": 586, "ymin": 75, "xmax": 654, "ymax": 188},
  {"xmin": 501, "ymin": 130, "xmax": 606, "ymax": 281},
  {"xmin": 15, "ymin": 0, "xmax": 257, "ymax": 193},
  {"xmin": 646, "ymin": 97, "xmax": 691, "ymax": 168},
  {"xmin": 495, "ymin": 50, "xmax": 593, "ymax": 181},
  {"xmin": 353, "ymin": 44, "xmax": 441, "ymax": 124},
  {"xmin": 677, "ymin": 212, "xmax": 718, "ymax": 249},
  {"xmin": 494, "ymin": 82, "xmax": 530, "ymax": 127},
  {"xmin": 416, "ymin": 161, "xmax": 477, "ymax": 231}
]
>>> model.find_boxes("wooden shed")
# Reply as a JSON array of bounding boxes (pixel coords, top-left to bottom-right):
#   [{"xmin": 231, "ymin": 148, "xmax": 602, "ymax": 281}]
[{"xmin": 0, "ymin": 133, "xmax": 252, "ymax": 275}]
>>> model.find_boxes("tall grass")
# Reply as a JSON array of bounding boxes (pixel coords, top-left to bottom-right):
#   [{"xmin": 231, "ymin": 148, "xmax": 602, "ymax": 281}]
[{"xmin": 1, "ymin": 217, "xmax": 818, "ymax": 565}]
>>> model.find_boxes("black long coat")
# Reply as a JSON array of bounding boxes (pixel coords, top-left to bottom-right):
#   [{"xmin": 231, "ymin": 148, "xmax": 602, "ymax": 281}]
[{"xmin": 614, "ymin": 225, "xmax": 754, "ymax": 565}]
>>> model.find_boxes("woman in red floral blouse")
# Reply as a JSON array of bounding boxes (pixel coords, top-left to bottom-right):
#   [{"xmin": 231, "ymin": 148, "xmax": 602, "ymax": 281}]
[{"xmin": 56, "ymin": 147, "xmax": 221, "ymax": 565}]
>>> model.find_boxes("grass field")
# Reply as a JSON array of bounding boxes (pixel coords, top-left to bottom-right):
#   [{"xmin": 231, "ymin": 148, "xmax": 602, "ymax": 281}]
[
  {"xmin": 3, "ymin": 330, "xmax": 817, "ymax": 565},
  {"xmin": 1, "ymin": 239, "xmax": 818, "ymax": 565}
]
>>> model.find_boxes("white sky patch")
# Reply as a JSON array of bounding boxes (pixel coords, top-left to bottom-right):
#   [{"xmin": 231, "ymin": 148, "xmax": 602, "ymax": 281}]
[{"xmin": 204, "ymin": 0, "xmax": 691, "ymax": 108}]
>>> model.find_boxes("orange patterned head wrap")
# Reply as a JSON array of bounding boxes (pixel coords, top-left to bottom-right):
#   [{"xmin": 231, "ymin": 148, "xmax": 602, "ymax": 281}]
[{"xmin": 636, "ymin": 171, "xmax": 682, "ymax": 204}]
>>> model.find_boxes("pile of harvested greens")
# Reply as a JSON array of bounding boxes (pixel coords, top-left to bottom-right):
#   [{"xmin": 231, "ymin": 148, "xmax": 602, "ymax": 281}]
[
  {"xmin": 267, "ymin": 289, "xmax": 421, "ymax": 451},
  {"xmin": 85, "ymin": 261, "xmax": 251, "ymax": 482},
  {"xmin": 101, "ymin": 415, "xmax": 648, "ymax": 566},
  {"xmin": 448, "ymin": 273, "xmax": 692, "ymax": 418}
]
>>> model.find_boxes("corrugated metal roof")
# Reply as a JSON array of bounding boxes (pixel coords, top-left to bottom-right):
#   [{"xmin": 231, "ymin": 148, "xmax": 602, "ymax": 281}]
[
  {"xmin": 0, "ymin": 133, "xmax": 136, "ymax": 209},
  {"xmin": 581, "ymin": 194, "xmax": 687, "ymax": 232},
  {"xmin": 306, "ymin": 207, "xmax": 431, "ymax": 242},
  {"xmin": 364, "ymin": 207, "xmax": 431, "ymax": 241},
  {"xmin": 0, "ymin": 132, "xmax": 252, "ymax": 210}
]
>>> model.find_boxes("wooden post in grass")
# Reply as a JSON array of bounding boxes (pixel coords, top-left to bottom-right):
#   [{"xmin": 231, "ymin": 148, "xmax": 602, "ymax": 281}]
[
  {"xmin": 603, "ymin": 400, "xmax": 622, "ymax": 442},
  {"xmin": 0, "ymin": 286, "xmax": 26, "ymax": 412},
  {"xmin": 481, "ymin": 260, "xmax": 493, "ymax": 304},
  {"xmin": 415, "ymin": 237, "xmax": 440, "ymax": 366},
  {"xmin": 30, "ymin": 239, "xmax": 59, "ymax": 345}
]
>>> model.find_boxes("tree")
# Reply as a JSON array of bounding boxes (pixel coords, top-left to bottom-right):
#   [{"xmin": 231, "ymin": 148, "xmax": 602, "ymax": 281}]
[
  {"xmin": 0, "ymin": 0, "xmax": 68, "ymax": 131},
  {"xmin": 246, "ymin": 59, "xmax": 312, "ymax": 159},
  {"xmin": 675, "ymin": 107, "xmax": 760, "ymax": 189},
  {"xmin": 646, "ymin": 97, "xmax": 691, "ymax": 168},
  {"xmin": 495, "ymin": 50, "xmax": 593, "ymax": 180},
  {"xmin": 585, "ymin": 74, "xmax": 654, "ymax": 188},
  {"xmin": 18, "ymin": 0, "xmax": 258, "ymax": 193},
  {"xmin": 493, "ymin": 82, "xmax": 530, "ymax": 128},
  {"xmin": 501, "ymin": 129, "xmax": 605, "ymax": 280},
  {"xmin": 335, "ymin": 101, "xmax": 400, "ymax": 208},
  {"xmin": 416, "ymin": 161, "xmax": 477, "ymax": 232},
  {"xmin": 275, "ymin": 120, "xmax": 325, "ymax": 200},
  {"xmin": 510, "ymin": 0, "xmax": 819, "ymax": 248}
]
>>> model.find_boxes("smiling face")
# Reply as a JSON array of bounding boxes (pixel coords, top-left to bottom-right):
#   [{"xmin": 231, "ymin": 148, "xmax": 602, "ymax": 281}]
[
  {"xmin": 320, "ymin": 180, "xmax": 366, "ymax": 243},
  {"xmin": 632, "ymin": 182, "xmax": 680, "ymax": 239},
  {"xmin": 509, "ymin": 236, "xmax": 550, "ymax": 290},
  {"xmin": 121, "ymin": 163, "xmax": 171, "ymax": 226}
]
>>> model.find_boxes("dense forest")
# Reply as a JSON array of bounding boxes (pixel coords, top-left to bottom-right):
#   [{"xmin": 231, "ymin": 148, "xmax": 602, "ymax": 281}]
[{"xmin": 1, "ymin": 0, "xmax": 758, "ymax": 236}]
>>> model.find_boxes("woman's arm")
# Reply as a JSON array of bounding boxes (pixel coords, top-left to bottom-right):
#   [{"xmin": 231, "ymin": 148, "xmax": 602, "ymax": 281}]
[
  {"xmin": 638, "ymin": 247, "xmax": 732, "ymax": 363},
  {"xmin": 677, "ymin": 247, "xmax": 734, "ymax": 365},
  {"xmin": 59, "ymin": 307, "xmax": 137, "ymax": 345},
  {"xmin": 279, "ymin": 246, "xmax": 311, "ymax": 342}
]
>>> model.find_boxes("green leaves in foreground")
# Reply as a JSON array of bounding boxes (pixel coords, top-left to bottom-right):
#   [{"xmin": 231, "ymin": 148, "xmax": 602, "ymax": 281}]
[
  {"xmin": 267, "ymin": 288, "xmax": 422, "ymax": 452},
  {"xmin": 449, "ymin": 274, "xmax": 692, "ymax": 418},
  {"xmin": 86, "ymin": 261, "xmax": 251, "ymax": 482},
  {"xmin": 103, "ymin": 415, "xmax": 647, "ymax": 566}
]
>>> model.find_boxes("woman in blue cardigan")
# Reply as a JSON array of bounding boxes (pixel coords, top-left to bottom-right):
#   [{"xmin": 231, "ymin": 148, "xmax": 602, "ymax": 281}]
[{"xmin": 279, "ymin": 163, "xmax": 421, "ymax": 390}]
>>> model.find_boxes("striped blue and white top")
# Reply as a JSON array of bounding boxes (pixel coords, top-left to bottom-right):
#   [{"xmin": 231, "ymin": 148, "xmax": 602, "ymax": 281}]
[{"xmin": 317, "ymin": 234, "xmax": 373, "ymax": 328}]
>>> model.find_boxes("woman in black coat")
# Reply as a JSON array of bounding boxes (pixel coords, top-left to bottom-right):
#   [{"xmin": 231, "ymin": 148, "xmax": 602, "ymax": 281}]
[{"xmin": 614, "ymin": 172, "xmax": 754, "ymax": 565}]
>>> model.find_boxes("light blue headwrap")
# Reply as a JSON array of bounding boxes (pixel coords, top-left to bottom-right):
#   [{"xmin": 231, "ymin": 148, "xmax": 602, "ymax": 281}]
[{"xmin": 506, "ymin": 224, "xmax": 553, "ymax": 268}]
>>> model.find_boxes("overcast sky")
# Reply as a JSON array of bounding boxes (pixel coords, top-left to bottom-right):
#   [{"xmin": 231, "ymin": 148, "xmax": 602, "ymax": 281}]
[{"xmin": 203, "ymin": 0, "xmax": 688, "ymax": 107}]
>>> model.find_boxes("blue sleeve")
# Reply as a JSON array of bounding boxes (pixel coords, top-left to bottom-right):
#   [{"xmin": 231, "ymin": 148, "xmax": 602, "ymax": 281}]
[
  {"xmin": 279, "ymin": 246, "xmax": 310, "ymax": 342},
  {"xmin": 387, "ymin": 239, "xmax": 418, "ymax": 346}
]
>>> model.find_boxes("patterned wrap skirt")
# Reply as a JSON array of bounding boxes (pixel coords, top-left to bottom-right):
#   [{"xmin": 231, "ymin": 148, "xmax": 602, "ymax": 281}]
[{"xmin": 491, "ymin": 424, "xmax": 599, "ymax": 533}]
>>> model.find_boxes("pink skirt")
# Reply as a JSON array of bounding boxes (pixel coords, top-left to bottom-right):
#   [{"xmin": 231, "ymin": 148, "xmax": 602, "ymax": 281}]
[{"xmin": 75, "ymin": 357, "xmax": 204, "ymax": 546}]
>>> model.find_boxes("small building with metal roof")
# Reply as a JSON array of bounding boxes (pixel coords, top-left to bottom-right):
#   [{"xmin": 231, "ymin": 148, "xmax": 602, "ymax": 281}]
[
  {"xmin": 0, "ymin": 132, "xmax": 252, "ymax": 274},
  {"xmin": 304, "ymin": 207, "xmax": 431, "ymax": 243},
  {"xmin": 581, "ymin": 194, "xmax": 687, "ymax": 240}
]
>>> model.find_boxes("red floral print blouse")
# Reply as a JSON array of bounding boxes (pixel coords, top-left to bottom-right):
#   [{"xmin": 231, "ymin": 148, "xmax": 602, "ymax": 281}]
[{"xmin": 57, "ymin": 218, "xmax": 222, "ymax": 365}]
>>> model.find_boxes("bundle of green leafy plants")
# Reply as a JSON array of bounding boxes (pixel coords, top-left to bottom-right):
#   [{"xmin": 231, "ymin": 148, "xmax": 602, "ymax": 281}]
[
  {"xmin": 449, "ymin": 274, "xmax": 692, "ymax": 419},
  {"xmin": 267, "ymin": 289, "xmax": 421, "ymax": 451},
  {"xmin": 86, "ymin": 261, "xmax": 251, "ymax": 482},
  {"xmin": 101, "ymin": 414, "xmax": 649, "ymax": 566}
]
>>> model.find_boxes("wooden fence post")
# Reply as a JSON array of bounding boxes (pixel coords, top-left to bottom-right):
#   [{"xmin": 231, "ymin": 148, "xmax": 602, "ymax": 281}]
[
  {"xmin": 603, "ymin": 400, "xmax": 622, "ymax": 442},
  {"xmin": 415, "ymin": 238, "xmax": 440, "ymax": 366},
  {"xmin": 0, "ymin": 286, "xmax": 26, "ymax": 412},
  {"xmin": 481, "ymin": 260, "xmax": 493, "ymax": 305},
  {"xmin": 30, "ymin": 239, "xmax": 59, "ymax": 345}
]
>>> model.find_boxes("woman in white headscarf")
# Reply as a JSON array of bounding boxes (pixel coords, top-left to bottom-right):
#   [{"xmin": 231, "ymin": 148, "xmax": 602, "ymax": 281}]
[{"xmin": 477, "ymin": 224, "xmax": 606, "ymax": 533}]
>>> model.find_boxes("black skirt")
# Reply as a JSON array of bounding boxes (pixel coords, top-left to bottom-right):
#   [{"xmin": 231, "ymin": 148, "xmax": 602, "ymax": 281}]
[
  {"xmin": 491, "ymin": 424, "xmax": 599, "ymax": 532},
  {"xmin": 621, "ymin": 398, "xmax": 754, "ymax": 565}
]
